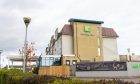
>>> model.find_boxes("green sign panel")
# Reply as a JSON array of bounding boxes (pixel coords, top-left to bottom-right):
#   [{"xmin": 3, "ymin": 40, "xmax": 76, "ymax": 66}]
[
  {"xmin": 84, "ymin": 26, "xmax": 91, "ymax": 32},
  {"xmin": 132, "ymin": 64, "xmax": 140, "ymax": 69}
]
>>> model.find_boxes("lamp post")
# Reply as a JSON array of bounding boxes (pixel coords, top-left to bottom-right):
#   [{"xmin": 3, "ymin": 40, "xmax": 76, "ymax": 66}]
[
  {"xmin": 127, "ymin": 48, "xmax": 131, "ymax": 61},
  {"xmin": 23, "ymin": 17, "xmax": 31, "ymax": 72},
  {"xmin": 0, "ymin": 50, "xmax": 3, "ymax": 69}
]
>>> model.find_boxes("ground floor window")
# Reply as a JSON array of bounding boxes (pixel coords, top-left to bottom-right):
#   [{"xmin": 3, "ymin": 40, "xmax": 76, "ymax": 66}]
[
  {"xmin": 39, "ymin": 57, "xmax": 60, "ymax": 66},
  {"xmin": 72, "ymin": 60, "xmax": 77, "ymax": 65},
  {"xmin": 66, "ymin": 60, "xmax": 70, "ymax": 65}
]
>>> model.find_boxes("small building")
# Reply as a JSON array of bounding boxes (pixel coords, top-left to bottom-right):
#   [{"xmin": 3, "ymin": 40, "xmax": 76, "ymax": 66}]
[
  {"xmin": 7, "ymin": 55, "xmax": 38, "ymax": 71},
  {"xmin": 39, "ymin": 55, "xmax": 61, "ymax": 67},
  {"xmin": 46, "ymin": 18, "xmax": 119, "ymax": 65},
  {"xmin": 120, "ymin": 54, "xmax": 140, "ymax": 61}
]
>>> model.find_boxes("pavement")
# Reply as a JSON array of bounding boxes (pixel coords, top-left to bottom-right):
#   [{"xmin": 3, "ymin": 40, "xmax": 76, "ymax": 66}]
[{"xmin": 75, "ymin": 77, "xmax": 140, "ymax": 84}]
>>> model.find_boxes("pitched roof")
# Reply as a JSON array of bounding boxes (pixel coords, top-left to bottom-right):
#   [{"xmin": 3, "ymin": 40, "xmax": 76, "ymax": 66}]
[
  {"xmin": 61, "ymin": 24, "xmax": 73, "ymax": 35},
  {"xmin": 102, "ymin": 27, "xmax": 119, "ymax": 37},
  {"xmin": 61, "ymin": 24, "xmax": 119, "ymax": 37}
]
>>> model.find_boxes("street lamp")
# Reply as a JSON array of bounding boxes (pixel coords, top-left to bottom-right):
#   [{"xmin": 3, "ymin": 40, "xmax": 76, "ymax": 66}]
[
  {"xmin": 23, "ymin": 17, "xmax": 31, "ymax": 72},
  {"xmin": 127, "ymin": 48, "xmax": 131, "ymax": 61},
  {"xmin": 0, "ymin": 50, "xmax": 3, "ymax": 69}
]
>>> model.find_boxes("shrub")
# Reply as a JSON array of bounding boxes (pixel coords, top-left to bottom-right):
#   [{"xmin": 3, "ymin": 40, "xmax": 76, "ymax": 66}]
[
  {"xmin": 32, "ymin": 67, "xmax": 39, "ymax": 74},
  {"xmin": 0, "ymin": 68, "xmax": 33, "ymax": 84},
  {"xmin": 22, "ymin": 74, "xmax": 40, "ymax": 84},
  {"xmin": 52, "ymin": 78, "xmax": 135, "ymax": 84},
  {"xmin": 0, "ymin": 68, "xmax": 136, "ymax": 84}
]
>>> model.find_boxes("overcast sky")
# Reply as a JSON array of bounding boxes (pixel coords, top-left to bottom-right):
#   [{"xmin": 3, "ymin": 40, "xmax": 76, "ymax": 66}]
[{"xmin": 0, "ymin": 0, "xmax": 140, "ymax": 65}]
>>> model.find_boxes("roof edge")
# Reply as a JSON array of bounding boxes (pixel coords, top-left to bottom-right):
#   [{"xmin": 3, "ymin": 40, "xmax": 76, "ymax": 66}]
[
  {"xmin": 103, "ymin": 36, "xmax": 119, "ymax": 38},
  {"xmin": 68, "ymin": 18, "xmax": 104, "ymax": 24}
]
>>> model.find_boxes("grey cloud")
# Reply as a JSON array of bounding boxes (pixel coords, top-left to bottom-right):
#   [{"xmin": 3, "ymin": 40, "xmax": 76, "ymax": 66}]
[
  {"xmin": 0, "ymin": 38, "xmax": 22, "ymax": 52},
  {"xmin": 1, "ymin": 0, "xmax": 44, "ymax": 10},
  {"xmin": 0, "ymin": 0, "xmax": 140, "ymax": 55}
]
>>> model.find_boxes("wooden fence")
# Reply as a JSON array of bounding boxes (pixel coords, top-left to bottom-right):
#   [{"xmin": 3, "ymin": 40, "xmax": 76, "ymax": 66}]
[{"xmin": 39, "ymin": 66, "xmax": 70, "ymax": 77}]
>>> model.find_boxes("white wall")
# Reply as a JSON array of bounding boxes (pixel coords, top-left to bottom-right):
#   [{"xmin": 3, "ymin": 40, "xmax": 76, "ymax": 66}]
[
  {"xmin": 103, "ymin": 38, "xmax": 119, "ymax": 61},
  {"xmin": 76, "ymin": 71, "xmax": 128, "ymax": 77},
  {"xmin": 62, "ymin": 35, "xmax": 73, "ymax": 55},
  {"xmin": 127, "ymin": 62, "xmax": 140, "ymax": 76},
  {"xmin": 54, "ymin": 36, "xmax": 62, "ymax": 55}
]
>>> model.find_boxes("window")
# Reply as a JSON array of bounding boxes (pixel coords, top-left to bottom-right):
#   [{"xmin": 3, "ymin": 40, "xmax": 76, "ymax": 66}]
[
  {"xmin": 40, "ymin": 57, "xmax": 61, "ymax": 66},
  {"xmin": 41, "ymin": 58, "xmax": 46, "ymax": 66},
  {"xmin": 97, "ymin": 28, "xmax": 100, "ymax": 47},
  {"xmin": 66, "ymin": 60, "xmax": 70, "ymax": 65},
  {"xmin": 49, "ymin": 57, "xmax": 54, "ymax": 65},
  {"xmin": 97, "ymin": 28, "xmax": 101, "ymax": 56},
  {"xmin": 98, "ymin": 48, "xmax": 101, "ymax": 56},
  {"xmin": 97, "ymin": 28, "xmax": 100, "ymax": 36},
  {"xmin": 72, "ymin": 60, "xmax": 77, "ymax": 65},
  {"xmin": 98, "ymin": 38, "xmax": 100, "ymax": 47},
  {"xmin": 53, "ymin": 57, "xmax": 61, "ymax": 66}
]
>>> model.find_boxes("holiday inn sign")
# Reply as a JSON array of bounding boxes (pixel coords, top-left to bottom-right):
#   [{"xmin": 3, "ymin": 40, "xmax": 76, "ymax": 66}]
[{"xmin": 84, "ymin": 26, "xmax": 91, "ymax": 32}]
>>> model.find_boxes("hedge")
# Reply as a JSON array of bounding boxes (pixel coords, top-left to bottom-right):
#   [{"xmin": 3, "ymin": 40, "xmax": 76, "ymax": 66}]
[
  {"xmin": 0, "ymin": 68, "xmax": 32, "ymax": 84},
  {"xmin": 53, "ymin": 78, "xmax": 135, "ymax": 84},
  {"xmin": 0, "ymin": 68, "xmax": 135, "ymax": 84},
  {"xmin": 0, "ymin": 69, "xmax": 69, "ymax": 84}
]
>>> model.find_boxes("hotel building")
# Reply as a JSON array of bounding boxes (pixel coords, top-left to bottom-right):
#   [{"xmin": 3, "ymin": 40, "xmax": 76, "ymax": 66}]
[{"xmin": 46, "ymin": 18, "xmax": 119, "ymax": 65}]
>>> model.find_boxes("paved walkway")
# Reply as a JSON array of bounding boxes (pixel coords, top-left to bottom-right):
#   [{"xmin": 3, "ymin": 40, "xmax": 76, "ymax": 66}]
[{"xmin": 76, "ymin": 77, "xmax": 140, "ymax": 84}]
